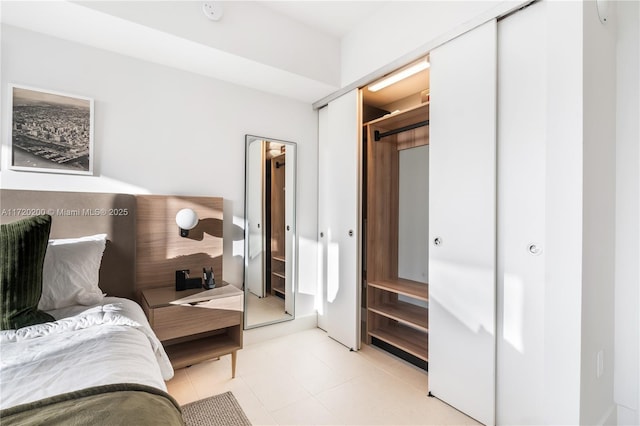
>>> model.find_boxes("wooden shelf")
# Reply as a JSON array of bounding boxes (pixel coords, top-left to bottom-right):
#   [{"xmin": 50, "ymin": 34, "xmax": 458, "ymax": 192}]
[
  {"xmin": 272, "ymin": 282, "xmax": 285, "ymax": 294},
  {"xmin": 368, "ymin": 278, "xmax": 428, "ymax": 301},
  {"xmin": 367, "ymin": 278, "xmax": 429, "ymax": 366},
  {"xmin": 364, "ymin": 102, "xmax": 430, "ymax": 368},
  {"xmin": 369, "ymin": 322, "xmax": 428, "ymax": 362},
  {"xmin": 364, "ymin": 103, "xmax": 429, "ymax": 130},
  {"xmin": 271, "ymin": 255, "xmax": 286, "ymax": 296},
  {"xmin": 369, "ymin": 300, "xmax": 428, "ymax": 332},
  {"xmin": 164, "ymin": 332, "xmax": 241, "ymax": 370}
]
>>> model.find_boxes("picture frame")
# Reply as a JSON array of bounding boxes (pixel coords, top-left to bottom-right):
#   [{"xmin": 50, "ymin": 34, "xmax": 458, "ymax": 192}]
[{"xmin": 8, "ymin": 84, "xmax": 94, "ymax": 175}]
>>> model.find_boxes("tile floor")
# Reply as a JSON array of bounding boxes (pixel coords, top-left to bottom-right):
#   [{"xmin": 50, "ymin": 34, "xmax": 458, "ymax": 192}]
[
  {"xmin": 166, "ymin": 328, "xmax": 479, "ymax": 425},
  {"xmin": 245, "ymin": 293, "xmax": 291, "ymax": 327}
]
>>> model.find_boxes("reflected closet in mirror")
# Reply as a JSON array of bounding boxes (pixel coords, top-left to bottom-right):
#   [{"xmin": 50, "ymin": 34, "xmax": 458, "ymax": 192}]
[{"xmin": 244, "ymin": 135, "xmax": 296, "ymax": 329}]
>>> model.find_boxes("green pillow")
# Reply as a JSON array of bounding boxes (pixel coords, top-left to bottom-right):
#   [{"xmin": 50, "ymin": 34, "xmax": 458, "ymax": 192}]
[{"xmin": 1, "ymin": 215, "xmax": 55, "ymax": 330}]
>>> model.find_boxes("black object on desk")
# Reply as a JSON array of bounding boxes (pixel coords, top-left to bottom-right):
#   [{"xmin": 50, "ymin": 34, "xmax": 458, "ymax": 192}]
[
  {"xmin": 203, "ymin": 267, "xmax": 216, "ymax": 289},
  {"xmin": 176, "ymin": 270, "xmax": 203, "ymax": 291}
]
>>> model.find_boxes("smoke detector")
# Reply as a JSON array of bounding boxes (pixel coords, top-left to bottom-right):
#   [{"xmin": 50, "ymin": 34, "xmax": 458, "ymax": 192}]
[{"xmin": 202, "ymin": 2, "xmax": 224, "ymax": 21}]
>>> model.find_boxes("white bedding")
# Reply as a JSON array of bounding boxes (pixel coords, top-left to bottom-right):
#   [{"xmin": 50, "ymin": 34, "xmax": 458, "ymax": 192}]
[{"xmin": 0, "ymin": 297, "xmax": 173, "ymax": 410}]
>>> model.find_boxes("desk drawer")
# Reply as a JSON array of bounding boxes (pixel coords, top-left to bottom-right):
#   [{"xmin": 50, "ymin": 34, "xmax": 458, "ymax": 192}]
[{"xmin": 152, "ymin": 305, "xmax": 241, "ymax": 342}]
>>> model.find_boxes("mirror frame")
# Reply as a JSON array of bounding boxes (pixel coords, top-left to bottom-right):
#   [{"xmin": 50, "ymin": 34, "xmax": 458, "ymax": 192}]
[{"xmin": 243, "ymin": 134, "xmax": 297, "ymax": 329}]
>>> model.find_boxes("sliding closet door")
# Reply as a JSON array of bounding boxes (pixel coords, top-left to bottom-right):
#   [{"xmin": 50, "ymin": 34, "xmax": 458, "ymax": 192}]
[
  {"xmin": 284, "ymin": 144, "xmax": 296, "ymax": 316},
  {"xmin": 428, "ymin": 20, "xmax": 497, "ymax": 426},
  {"xmin": 497, "ymin": 2, "xmax": 546, "ymax": 424},
  {"xmin": 318, "ymin": 106, "xmax": 329, "ymax": 332},
  {"xmin": 247, "ymin": 139, "xmax": 265, "ymax": 297},
  {"xmin": 318, "ymin": 89, "xmax": 361, "ymax": 350}
]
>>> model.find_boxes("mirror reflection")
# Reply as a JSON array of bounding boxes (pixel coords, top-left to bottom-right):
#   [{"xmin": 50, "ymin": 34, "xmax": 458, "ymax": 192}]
[{"xmin": 244, "ymin": 135, "xmax": 296, "ymax": 329}]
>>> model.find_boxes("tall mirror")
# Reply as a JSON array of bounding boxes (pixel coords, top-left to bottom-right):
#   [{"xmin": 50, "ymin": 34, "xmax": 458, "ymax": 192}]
[{"xmin": 244, "ymin": 135, "xmax": 296, "ymax": 329}]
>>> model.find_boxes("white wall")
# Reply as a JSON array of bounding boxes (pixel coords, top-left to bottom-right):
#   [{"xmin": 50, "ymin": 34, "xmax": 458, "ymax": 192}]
[
  {"xmin": 581, "ymin": 0, "xmax": 618, "ymax": 423},
  {"xmin": 398, "ymin": 145, "xmax": 428, "ymax": 284},
  {"xmin": 397, "ymin": 145, "xmax": 429, "ymax": 309},
  {"xmin": 0, "ymin": 24, "xmax": 318, "ymax": 320},
  {"xmin": 614, "ymin": 1, "xmax": 640, "ymax": 424},
  {"xmin": 340, "ymin": 1, "xmax": 503, "ymax": 86}
]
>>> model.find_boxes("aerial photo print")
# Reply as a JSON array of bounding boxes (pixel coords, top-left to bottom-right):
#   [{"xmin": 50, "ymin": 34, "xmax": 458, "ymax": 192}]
[{"xmin": 10, "ymin": 85, "xmax": 94, "ymax": 175}]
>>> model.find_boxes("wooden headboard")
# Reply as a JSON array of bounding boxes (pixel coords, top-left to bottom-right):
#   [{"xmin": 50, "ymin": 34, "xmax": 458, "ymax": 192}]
[
  {"xmin": 1, "ymin": 190, "xmax": 225, "ymax": 301},
  {"xmin": 0, "ymin": 189, "xmax": 137, "ymax": 299},
  {"xmin": 135, "ymin": 195, "xmax": 223, "ymax": 293}
]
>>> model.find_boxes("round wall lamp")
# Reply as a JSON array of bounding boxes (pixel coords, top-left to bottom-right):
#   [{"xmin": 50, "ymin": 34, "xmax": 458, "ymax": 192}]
[{"xmin": 176, "ymin": 208, "xmax": 199, "ymax": 237}]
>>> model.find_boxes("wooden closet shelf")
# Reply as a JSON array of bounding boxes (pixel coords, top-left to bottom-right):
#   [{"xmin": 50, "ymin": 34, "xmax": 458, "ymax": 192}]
[
  {"xmin": 369, "ymin": 323, "xmax": 428, "ymax": 362},
  {"xmin": 364, "ymin": 103, "xmax": 429, "ymax": 130},
  {"xmin": 368, "ymin": 278, "xmax": 429, "ymax": 301},
  {"xmin": 272, "ymin": 255, "xmax": 286, "ymax": 262},
  {"xmin": 272, "ymin": 272, "xmax": 286, "ymax": 279},
  {"xmin": 369, "ymin": 300, "xmax": 428, "ymax": 331}
]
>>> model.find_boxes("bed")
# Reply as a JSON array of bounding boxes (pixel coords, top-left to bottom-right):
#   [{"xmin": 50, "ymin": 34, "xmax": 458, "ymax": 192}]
[{"xmin": 0, "ymin": 190, "xmax": 184, "ymax": 425}]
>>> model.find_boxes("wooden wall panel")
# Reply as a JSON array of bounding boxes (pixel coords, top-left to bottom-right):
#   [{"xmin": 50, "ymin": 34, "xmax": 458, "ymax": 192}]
[
  {"xmin": 366, "ymin": 124, "xmax": 399, "ymax": 282},
  {"xmin": 397, "ymin": 125, "xmax": 429, "ymax": 150},
  {"xmin": 270, "ymin": 153, "xmax": 286, "ymax": 258},
  {"xmin": 136, "ymin": 195, "xmax": 223, "ymax": 293}
]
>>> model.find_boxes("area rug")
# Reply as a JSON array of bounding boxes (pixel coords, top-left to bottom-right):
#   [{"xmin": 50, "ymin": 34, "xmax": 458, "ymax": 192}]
[{"xmin": 181, "ymin": 391, "xmax": 252, "ymax": 426}]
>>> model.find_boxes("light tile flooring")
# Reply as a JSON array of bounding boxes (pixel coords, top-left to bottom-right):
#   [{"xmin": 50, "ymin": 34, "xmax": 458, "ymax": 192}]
[
  {"xmin": 245, "ymin": 292, "xmax": 292, "ymax": 327},
  {"xmin": 167, "ymin": 328, "xmax": 478, "ymax": 425}
]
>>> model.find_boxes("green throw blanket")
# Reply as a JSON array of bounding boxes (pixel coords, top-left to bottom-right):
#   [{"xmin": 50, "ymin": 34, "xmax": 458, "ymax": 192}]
[{"xmin": 0, "ymin": 383, "xmax": 184, "ymax": 425}]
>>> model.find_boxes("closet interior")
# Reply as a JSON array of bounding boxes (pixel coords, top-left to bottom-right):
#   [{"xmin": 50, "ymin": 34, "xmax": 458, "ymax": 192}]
[
  {"xmin": 361, "ymin": 57, "xmax": 430, "ymax": 369},
  {"xmin": 267, "ymin": 144, "xmax": 287, "ymax": 299}
]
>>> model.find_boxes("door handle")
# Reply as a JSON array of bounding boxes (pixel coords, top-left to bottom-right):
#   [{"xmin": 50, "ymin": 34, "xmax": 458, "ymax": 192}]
[{"xmin": 528, "ymin": 243, "xmax": 542, "ymax": 256}]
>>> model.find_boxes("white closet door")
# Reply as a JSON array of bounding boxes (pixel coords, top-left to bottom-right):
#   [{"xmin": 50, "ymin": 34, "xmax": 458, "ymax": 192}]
[
  {"xmin": 317, "ymin": 106, "xmax": 329, "ymax": 331},
  {"xmin": 284, "ymin": 144, "xmax": 296, "ymax": 316},
  {"xmin": 428, "ymin": 20, "xmax": 497, "ymax": 426},
  {"xmin": 318, "ymin": 89, "xmax": 361, "ymax": 350},
  {"xmin": 497, "ymin": 2, "xmax": 546, "ymax": 424},
  {"xmin": 247, "ymin": 139, "xmax": 265, "ymax": 297}
]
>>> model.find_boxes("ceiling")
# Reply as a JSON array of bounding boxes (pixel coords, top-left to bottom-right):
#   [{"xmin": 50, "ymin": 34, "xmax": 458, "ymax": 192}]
[
  {"xmin": 1, "ymin": 1, "xmax": 423, "ymax": 105},
  {"xmin": 0, "ymin": 1, "xmax": 345, "ymax": 103},
  {"xmin": 260, "ymin": 1, "xmax": 390, "ymax": 38},
  {"xmin": 259, "ymin": 1, "xmax": 429, "ymax": 108}
]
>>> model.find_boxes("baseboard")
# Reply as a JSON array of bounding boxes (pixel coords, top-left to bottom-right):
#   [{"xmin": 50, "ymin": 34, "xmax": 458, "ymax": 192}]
[
  {"xmin": 596, "ymin": 404, "xmax": 617, "ymax": 426},
  {"xmin": 242, "ymin": 313, "xmax": 317, "ymax": 346},
  {"xmin": 616, "ymin": 404, "xmax": 638, "ymax": 426}
]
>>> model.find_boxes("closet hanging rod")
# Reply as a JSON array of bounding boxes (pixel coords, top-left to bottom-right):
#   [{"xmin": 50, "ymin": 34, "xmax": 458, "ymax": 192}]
[{"xmin": 374, "ymin": 120, "xmax": 429, "ymax": 141}]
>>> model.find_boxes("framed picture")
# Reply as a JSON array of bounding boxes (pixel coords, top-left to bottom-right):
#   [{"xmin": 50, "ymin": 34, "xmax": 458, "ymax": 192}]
[{"xmin": 8, "ymin": 84, "xmax": 94, "ymax": 175}]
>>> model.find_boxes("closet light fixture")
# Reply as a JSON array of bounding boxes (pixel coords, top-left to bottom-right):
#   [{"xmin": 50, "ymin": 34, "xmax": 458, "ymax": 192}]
[{"xmin": 368, "ymin": 60, "xmax": 430, "ymax": 92}]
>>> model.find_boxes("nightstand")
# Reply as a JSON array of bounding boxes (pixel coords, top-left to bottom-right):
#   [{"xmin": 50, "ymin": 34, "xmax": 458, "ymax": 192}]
[{"xmin": 140, "ymin": 282, "xmax": 243, "ymax": 377}]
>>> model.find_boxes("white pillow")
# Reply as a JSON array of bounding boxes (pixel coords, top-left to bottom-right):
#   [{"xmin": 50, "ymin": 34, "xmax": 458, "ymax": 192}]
[{"xmin": 38, "ymin": 234, "xmax": 108, "ymax": 311}]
